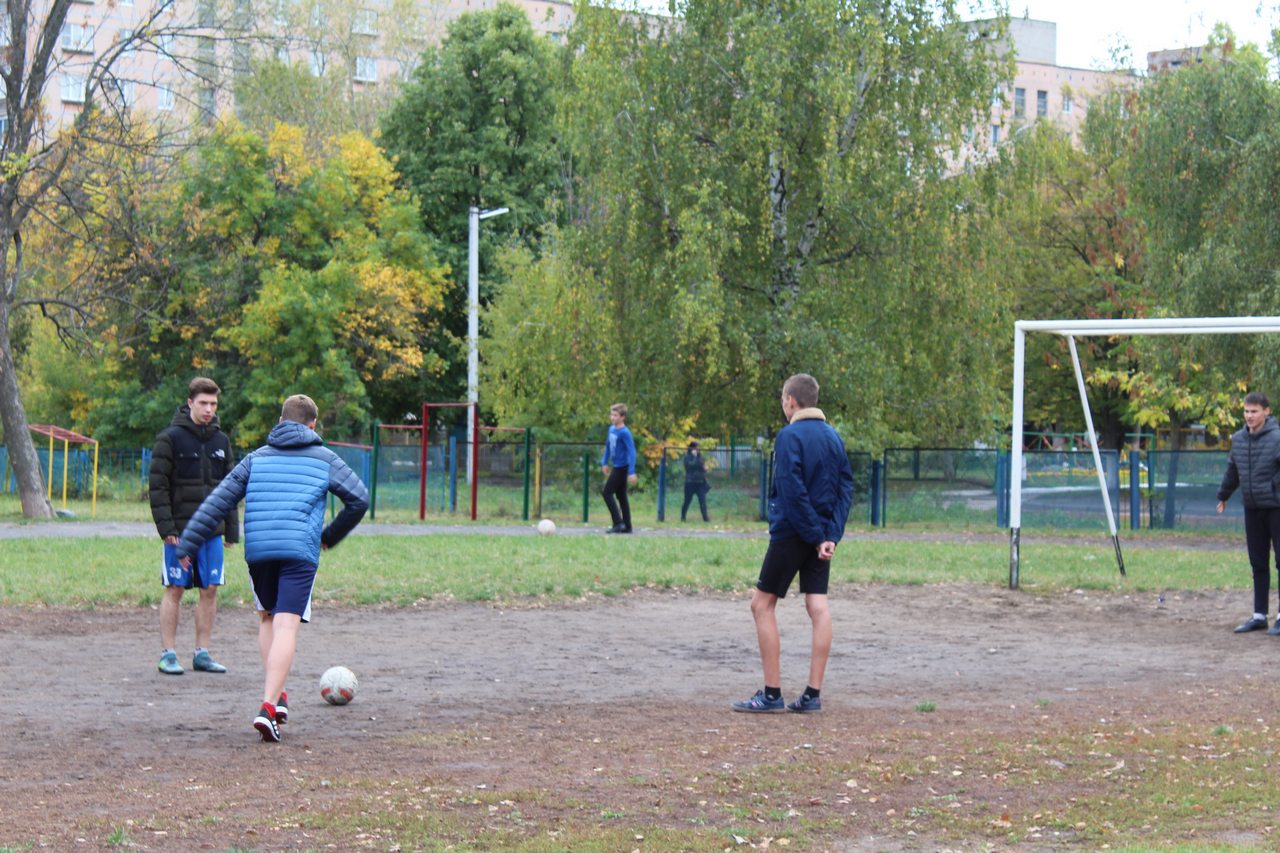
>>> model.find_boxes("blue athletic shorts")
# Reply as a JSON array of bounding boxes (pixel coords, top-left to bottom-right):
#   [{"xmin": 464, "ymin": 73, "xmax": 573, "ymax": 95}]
[
  {"xmin": 756, "ymin": 537, "xmax": 829, "ymax": 598},
  {"xmin": 161, "ymin": 538, "xmax": 224, "ymax": 588},
  {"xmin": 248, "ymin": 559, "xmax": 317, "ymax": 623}
]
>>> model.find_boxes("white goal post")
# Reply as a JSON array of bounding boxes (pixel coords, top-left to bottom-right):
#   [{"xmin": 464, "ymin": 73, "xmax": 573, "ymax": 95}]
[{"xmin": 1009, "ymin": 316, "xmax": 1280, "ymax": 589}]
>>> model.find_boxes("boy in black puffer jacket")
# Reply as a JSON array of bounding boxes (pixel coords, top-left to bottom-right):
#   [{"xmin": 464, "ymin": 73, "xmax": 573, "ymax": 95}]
[{"xmin": 1217, "ymin": 391, "xmax": 1280, "ymax": 634}]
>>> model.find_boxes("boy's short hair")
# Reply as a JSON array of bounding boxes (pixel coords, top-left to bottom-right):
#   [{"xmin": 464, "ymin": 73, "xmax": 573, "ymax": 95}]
[
  {"xmin": 782, "ymin": 374, "xmax": 820, "ymax": 409},
  {"xmin": 611, "ymin": 403, "xmax": 628, "ymax": 419},
  {"xmin": 688, "ymin": 439, "xmax": 699, "ymax": 449},
  {"xmin": 1245, "ymin": 391, "xmax": 1272, "ymax": 409},
  {"xmin": 281, "ymin": 394, "xmax": 319, "ymax": 425},
  {"xmin": 188, "ymin": 377, "xmax": 220, "ymax": 399}
]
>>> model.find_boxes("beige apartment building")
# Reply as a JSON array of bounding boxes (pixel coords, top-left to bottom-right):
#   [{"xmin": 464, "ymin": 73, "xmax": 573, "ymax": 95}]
[
  {"xmin": 967, "ymin": 17, "xmax": 1134, "ymax": 158},
  {"xmin": 14, "ymin": 0, "xmax": 575, "ymax": 134}
]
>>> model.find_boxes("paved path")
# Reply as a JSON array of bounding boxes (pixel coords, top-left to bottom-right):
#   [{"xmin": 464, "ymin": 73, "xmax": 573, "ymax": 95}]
[{"xmin": 0, "ymin": 518, "xmax": 1235, "ymax": 549}]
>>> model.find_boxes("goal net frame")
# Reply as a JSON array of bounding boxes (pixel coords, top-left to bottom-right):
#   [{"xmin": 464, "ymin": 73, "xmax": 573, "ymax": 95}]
[{"xmin": 1009, "ymin": 316, "xmax": 1280, "ymax": 589}]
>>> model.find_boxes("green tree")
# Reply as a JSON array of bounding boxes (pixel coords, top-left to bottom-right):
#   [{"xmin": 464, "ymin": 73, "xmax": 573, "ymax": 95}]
[
  {"xmin": 1116, "ymin": 35, "xmax": 1280, "ymax": 440},
  {"xmin": 487, "ymin": 0, "xmax": 1012, "ymax": 445},
  {"xmin": 379, "ymin": 3, "xmax": 562, "ymax": 404},
  {"xmin": 0, "ymin": 0, "xmax": 251, "ymax": 518},
  {"xmin": 43, "ymin": 123, "xmax": 452, "ymax": 445}
]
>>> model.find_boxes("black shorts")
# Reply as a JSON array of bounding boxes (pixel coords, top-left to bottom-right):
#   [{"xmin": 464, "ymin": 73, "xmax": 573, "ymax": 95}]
[{"xmin": 756, "ymin": 537, "xmax": 829, "ymax": 598}]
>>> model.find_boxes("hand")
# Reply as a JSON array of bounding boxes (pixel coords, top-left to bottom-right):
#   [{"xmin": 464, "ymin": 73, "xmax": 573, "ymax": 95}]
[
  {"xmin": 178, "ymin": 555, "xmax": 192, "ymax": 570},
  {"xmin": 601, "ymin": 466, "xmax": 609, "ymax": 477},
  {"xmin": 628, "ymin": 474, "xmax": 638, "ymax": 484},
  {"xmin": 1216, "ymin": 500, "xmax": 1225, "ymax": 514},
  {"xmin": 817, "ymin": 540, "xmax": 836, "ymax": 560},
  {"xmin": 163, "ymin": 535, "xmax": 180, "ymax": 545}
]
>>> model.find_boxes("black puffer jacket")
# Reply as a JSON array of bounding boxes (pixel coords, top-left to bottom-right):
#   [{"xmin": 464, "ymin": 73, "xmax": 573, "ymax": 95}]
[
  {"xmin": 149, "ymin": 406, "xmax": 239, "ymax": 542},
  {"xmin": 1218, "ymin": 417, "xmax": 1280, "ymax": 510}
]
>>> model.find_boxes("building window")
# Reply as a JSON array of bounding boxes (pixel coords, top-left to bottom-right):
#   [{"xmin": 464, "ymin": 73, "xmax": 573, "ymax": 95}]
[
  {"xmin": 1062, "ymin": 94, "xmax": 1073, "ymax": 115},
  {"xmin": 60, "ymin": 22, "xmax": 94, "ymax": 53},
  {"xmin": 1036, "ymin": 90, "xmax": 1048, "ymax": 117},
  {"xmin": 112, "ymin": 79, "xmax": 136, "ymax": 107},
  {"xmin": 61, "ymin": 74, "xmax": 86, "ymax": 103},
  {"xmin": 1013, "ymin": 87, "xmax": 1025, "ymax": 118},
  {"xmin": 354, "ymin": 56, "xmax": 377, "ymax": 83},
  {"xmin": 156, "ymin": 32, "xmax": 176, "ymax": 56},
  {"xmin": 0, "ymin": 114, "xmax": 9, "ymax": 138},
  {"xmin": 353, "ymin": 8, "xmax": 377, "ymax": 35},
  {"xmin": 990, "ymin": 124, "xmax": 1000, "ymax": 145},
  {"xmin": 309, "ymin": 50, "xmax": 326, "ymax": 76},
  {"xmin": 157, "ymin": 84, "xmax": 175, "ymax": 111}
]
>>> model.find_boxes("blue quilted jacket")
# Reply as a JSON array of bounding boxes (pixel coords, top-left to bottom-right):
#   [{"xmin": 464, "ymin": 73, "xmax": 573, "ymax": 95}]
[
  {"xmin": 767, "ymin": 409, "xmax": 855, "ymax": 545},
  {"xmin": 178, "ymin": 420, "xmax": 369, "ymax": 566}
]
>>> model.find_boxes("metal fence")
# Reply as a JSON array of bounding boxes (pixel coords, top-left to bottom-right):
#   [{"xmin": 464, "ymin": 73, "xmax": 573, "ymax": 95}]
[{"xmin": 1, "ymin": 437, "xmax": 1244, "ymax": 533}]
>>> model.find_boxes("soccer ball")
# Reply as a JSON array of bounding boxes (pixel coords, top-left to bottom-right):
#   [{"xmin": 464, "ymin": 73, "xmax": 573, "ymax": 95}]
[
  {"xmin": 319, "ymin": 665, "xmax": 358, "ymax": 705},
  {"xmin": 537, "ymin": 518, "xmax": 557, "ymax": 536}
]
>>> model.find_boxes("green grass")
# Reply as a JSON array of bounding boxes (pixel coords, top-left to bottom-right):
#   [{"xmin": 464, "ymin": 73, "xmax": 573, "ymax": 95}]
[{"xmin": 0, "ymin": 528, "xmax": 1253, "ymax": 607}]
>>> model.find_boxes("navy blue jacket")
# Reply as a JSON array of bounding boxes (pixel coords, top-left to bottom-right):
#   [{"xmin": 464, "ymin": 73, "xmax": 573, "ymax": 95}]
[
  {"xmin": 767, "ymin": 410, "xmax": 855, "ymax": 545},
  {"xmin": 1218, "ymin": 416, "xmax": 1280, "ymax": 510},
  {"xmin": 178, "ymin": 420, "xmax": 368, "ymax": 566}
]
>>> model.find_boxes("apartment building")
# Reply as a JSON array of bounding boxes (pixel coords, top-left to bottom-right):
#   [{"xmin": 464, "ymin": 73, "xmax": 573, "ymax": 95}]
[
  {"xmin": 15, "ymin": 0, "xmax": 575, "ymax": 133},
  {"xmin": 967, "ymin": 17, "xmax": 1134, "ymax": 156}
]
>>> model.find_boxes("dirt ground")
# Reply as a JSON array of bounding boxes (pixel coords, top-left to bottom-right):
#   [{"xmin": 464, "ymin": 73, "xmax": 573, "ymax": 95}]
[{"xmin": 5, "ymin": 551, "xmax": 1280, "ymax": 851}]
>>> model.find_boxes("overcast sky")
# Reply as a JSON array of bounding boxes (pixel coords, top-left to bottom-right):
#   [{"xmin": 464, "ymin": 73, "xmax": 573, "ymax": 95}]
[
  {"xmin": 997, "ymin": 0, "xmax": 1278, "ymax": 69},
  {"xmin": 625, "ymin": 2, "xmax": 1279, "ymax": 71}
]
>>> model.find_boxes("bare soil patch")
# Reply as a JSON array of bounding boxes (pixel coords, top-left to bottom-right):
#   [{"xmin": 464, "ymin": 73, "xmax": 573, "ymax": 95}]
[{"xmin": 2, "ymin": 581, "xmax": 1274, "ymax": 850}]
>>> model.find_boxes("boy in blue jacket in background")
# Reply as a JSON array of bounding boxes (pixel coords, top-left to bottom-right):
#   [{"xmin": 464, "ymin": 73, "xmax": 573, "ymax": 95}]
[
  {"xmin": 734, "ymin": 374, "xmax": 854, "ymax": 714},
  {"xmin": 178, "ymin": 394, "xmax": 369, "ymax": 742},
  {"xmin": 600, "ymin": 402, "xmax": 638, "ymax": 533}
]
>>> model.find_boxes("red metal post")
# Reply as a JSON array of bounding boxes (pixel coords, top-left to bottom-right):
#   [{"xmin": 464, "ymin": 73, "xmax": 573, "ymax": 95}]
[{"xmin": 419, "ymin": 402, "xmax": 429, "ymax": 521}]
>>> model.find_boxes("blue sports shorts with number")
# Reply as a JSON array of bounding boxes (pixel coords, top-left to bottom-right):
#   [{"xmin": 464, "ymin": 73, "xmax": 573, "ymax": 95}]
[
  {"xmin": 248, "ymin": 559, "xmax": 317, "ymax": 623},
  {"xmin": 161, "ymin": 538, "xmax": 225, "ymax": 588}
]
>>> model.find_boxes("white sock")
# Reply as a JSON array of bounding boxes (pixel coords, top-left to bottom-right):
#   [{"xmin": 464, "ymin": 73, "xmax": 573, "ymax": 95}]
[{"xmin": 1255, "ymin": 613, "xmax": 1267, "ymax": 621}]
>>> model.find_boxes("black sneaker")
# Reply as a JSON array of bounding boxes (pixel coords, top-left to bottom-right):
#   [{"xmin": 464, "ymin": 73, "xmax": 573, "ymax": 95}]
[
  {"xmin": 253, "ymin": 702, "xmax": 281, "ymax": 742},
  {"xmin": 787, "ymin": 693, "xmax": 823, "ymax": 713},
  {"xmin": 275, "ymin": 690, "xmax": 289, "ymax": 725}
]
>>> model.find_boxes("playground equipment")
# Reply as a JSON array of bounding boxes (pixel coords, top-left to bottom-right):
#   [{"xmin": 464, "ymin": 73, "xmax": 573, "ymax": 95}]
[{"xmin": 28, "ymin": 424, "xmax": 100, "ymax": 517}]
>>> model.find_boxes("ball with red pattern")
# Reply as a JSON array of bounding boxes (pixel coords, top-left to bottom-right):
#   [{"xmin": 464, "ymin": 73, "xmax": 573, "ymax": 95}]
[{"xmin": 319, "ymin": 665, "xmax": 358, "ymax": 705}]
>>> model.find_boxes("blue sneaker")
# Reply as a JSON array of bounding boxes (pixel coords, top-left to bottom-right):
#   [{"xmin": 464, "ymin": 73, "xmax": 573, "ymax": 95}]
[
  {"xmin": 192, "ymin": 650, "xmax": 226, "ymax": 673},
  {"xmin": 158, "ymin": 651, "xmax": 184, "ymax": 675},
  {"xmin": 732, "ymin": 689, "xmax": 786, "ymax": 713},
  {"xmin": 787, "ymin": 693, "xmax": 822, "ymax": 713}
]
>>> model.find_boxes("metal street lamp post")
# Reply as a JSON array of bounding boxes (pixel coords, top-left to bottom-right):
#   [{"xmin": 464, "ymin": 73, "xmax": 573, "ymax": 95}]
[{"xmin": 467, "ymin": 205, "xmax": 508, "ymax": 484}]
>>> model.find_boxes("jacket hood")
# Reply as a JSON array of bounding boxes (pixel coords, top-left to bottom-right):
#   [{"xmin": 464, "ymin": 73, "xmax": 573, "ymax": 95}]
[
  {"xmin": 268, "ymin": 420, "xmax": 323, "ymax": 449},
  {"xmin": 170, "ymin": 404, "xmax": 222, "ymax": 435}
]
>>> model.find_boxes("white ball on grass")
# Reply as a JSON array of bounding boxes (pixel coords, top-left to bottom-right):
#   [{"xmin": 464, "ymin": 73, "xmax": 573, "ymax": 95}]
[{"xmin": 537, "ymin": 518, "xmax": 557, "ymax": 535}]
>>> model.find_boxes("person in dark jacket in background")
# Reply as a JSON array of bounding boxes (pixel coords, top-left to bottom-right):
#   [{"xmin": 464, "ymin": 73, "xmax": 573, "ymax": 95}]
[
  {"xmin": 1217, "ymin": 391, "xmax": 1280, "ymax": 634},
  {"xmin": 681, "ymin": 440, "xmax": 710, "ymax": 522},
  {"xmin": 734, "ymin": 374, "xmax": 854, "ymax": 714},
  {"xmin": 150, "ymin": 377, "xmax": 238, "ymax": 676},
  {"xmin": 178, "ymin": 394, "xmax": 368, "ymax": 742}
]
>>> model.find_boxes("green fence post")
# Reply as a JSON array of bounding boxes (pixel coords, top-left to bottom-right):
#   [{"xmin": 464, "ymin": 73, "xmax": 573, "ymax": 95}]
[
  {"xmin": 369, "ymin": 419, "xmax": 380, "ymax": 521},
  {"xmin": 581, "ymin": 452, "xmax": 590, "ymax": 523},
  {"xmin": 522, "ymin": 428, "xmax": 532, "ymax": 521},
  {"xmin": 729, "ymin": 433, "xmax": 735, "ymax": 479}
]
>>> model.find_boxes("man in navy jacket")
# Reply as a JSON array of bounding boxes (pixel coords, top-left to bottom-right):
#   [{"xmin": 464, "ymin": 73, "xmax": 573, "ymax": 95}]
[
  {"xmin": 734, "ymin": 374, "xmax": 854, "ymax": 714},
  {"xmin": 179, "ymin": 394, "xmax": 368, "ymax": 742}
]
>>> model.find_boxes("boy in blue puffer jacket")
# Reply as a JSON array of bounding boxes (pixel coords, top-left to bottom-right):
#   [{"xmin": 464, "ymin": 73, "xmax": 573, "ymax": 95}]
[
  {"xmin": 733, "ymin": 374, "xmax": 853, "ymax": 714},
  {"xmin": 178, "ymin": 394, "xmax": 368, "ymax": 742}
]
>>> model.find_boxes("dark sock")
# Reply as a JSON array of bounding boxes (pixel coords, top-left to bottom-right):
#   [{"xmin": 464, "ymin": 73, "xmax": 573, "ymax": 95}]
[
  {"xmin": 804, "ymin": 686, "xmax": 820, "ymax": 699},
  {"xmin": 764, "ymin": 686, "xmax": 782, "ymax": 700}
]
